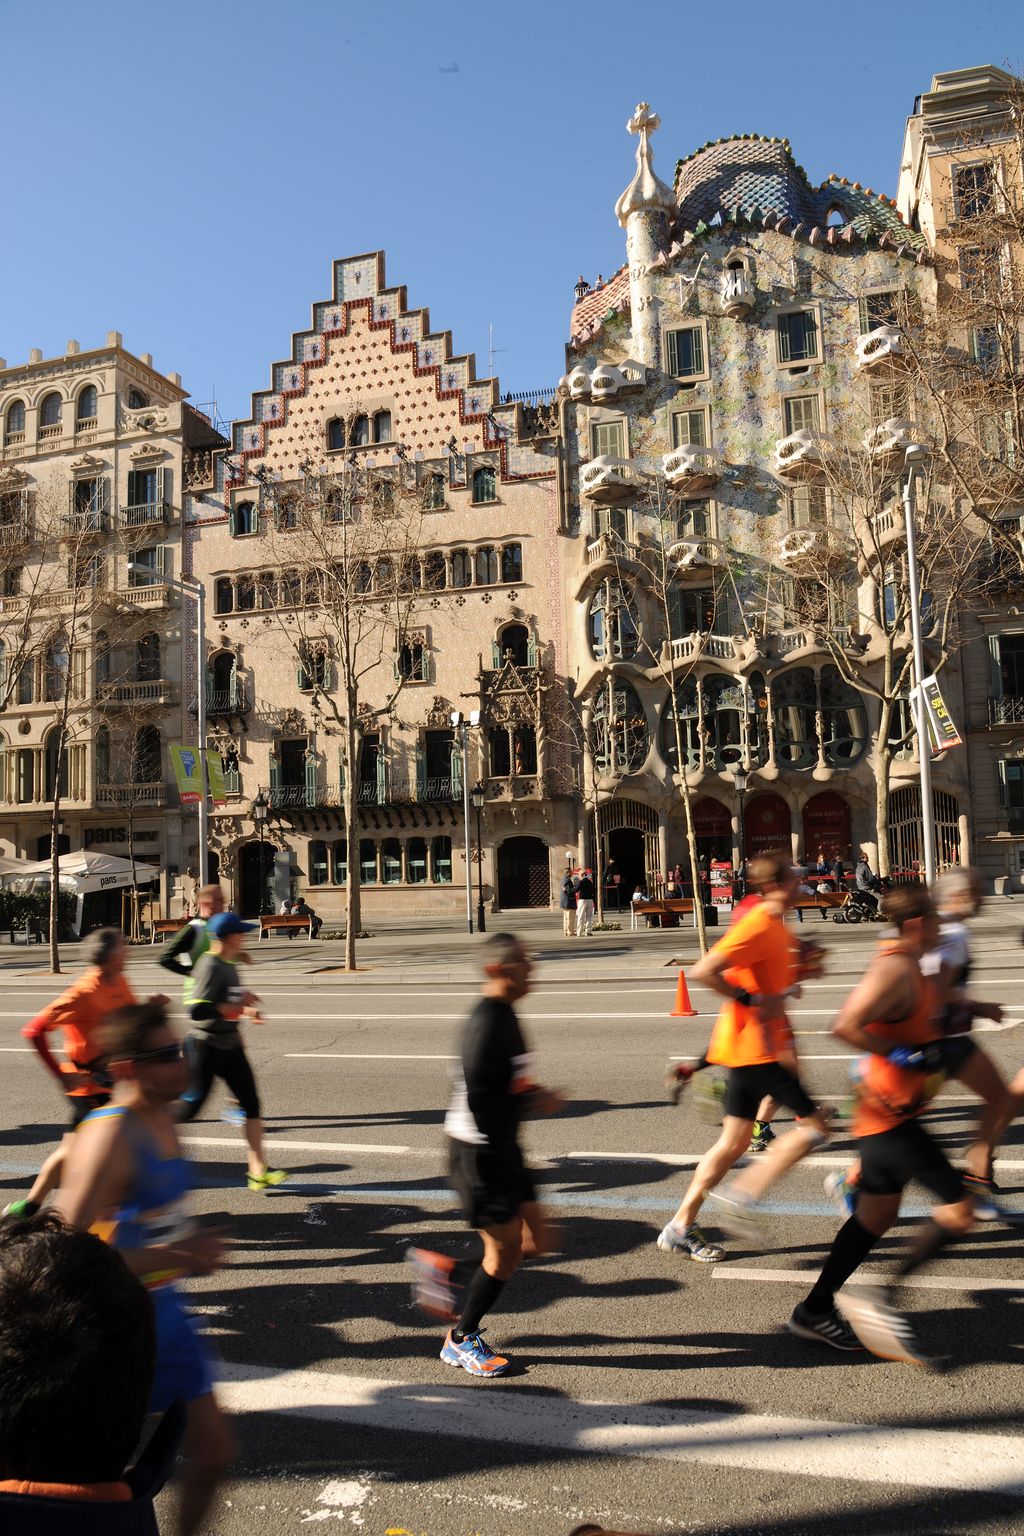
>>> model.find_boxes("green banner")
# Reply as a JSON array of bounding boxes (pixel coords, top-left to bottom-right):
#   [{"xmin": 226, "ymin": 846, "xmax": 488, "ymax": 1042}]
[
  {"xmin": 170, "ymin": 744, "xmax": 205, "ymax": 806},
  {"xmin": 207, "ymin": 752, "xmax": 226, "ymax": 806}
]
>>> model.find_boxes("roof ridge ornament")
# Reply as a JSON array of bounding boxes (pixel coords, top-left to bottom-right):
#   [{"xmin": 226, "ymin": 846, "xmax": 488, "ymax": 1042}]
[{"xmin": 615, "ymin": 101, "xmax": 676, "ymax": 228}]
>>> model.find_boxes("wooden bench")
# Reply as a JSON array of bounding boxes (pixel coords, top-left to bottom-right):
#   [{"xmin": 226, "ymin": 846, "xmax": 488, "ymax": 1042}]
[
  {"xmin": 793, "ymin": 891, "xmax": 849, "ymax": 921},
  {"xmin": 259, "ymin": 914, "xmax": 314, "ymax": 941},
  {"xmin": 150, "ymin": 918, "xmax": 184, "ymax": 944},
  {"xmin": 631, "ymin": 897, "xmax": 695, "ymax": 930}
]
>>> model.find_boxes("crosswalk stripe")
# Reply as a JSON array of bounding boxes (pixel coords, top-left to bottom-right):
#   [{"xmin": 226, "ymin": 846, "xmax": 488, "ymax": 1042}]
[
  {"xmin": 715, "ymin": 1266, "xmax": 1024, "ymax": 1294},
  {"xmin": 215, "ymin": 1360, "xmax": 1024, "ymax": 1493}
]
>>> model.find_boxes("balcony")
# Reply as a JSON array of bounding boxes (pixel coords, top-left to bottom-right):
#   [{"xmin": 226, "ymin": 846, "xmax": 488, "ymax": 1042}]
[
  {"xmin": 855, "ymin": 325, "xmax": 905, "ymax": 373},
  {"xmin": 662, "ymin": 443, "xmax": 722, "ymax": 494},
  {"xmin": 268, "ymin": 773, "xmax": 460, "ymax": 811},
  {"xmin": 61, "ymin": 511, "xmax": 107, "ymax": 536},
  {"xmin": 720, "ymin": 266, "xmax": 756, "ymax": 319},
  {"xmin": 863, "ymin": 418, "xmax": 928, "ymax": 466},
  {"xmin": 561, "ymin": 363, "xmax": 642, "ymax": 402},
  {"xmin": 202, "ymin": 681, "xmax": 250, "ymax": 717},
  {"xmin": 773, "ymin": 430, "xmax": 833, "ymax": 481},
  {"xmin": 667, "ymin": 535, "xmax": 727, "ymax": 572},
  {"xmin": 667, "ymin": 632, "xmax": 738, "ymax": 664},
  {"xmin": 99, "ymin": 679, "xmax": 175, "ymax": 706},
  {"xmin": 579, "ymin": 456, "xmax": 646, "ymax": 505},
  {"xmin": 98, "ymin": 782, "xmax": 166, "ymax": 807},
  {"xmin": 121, "ymin": 501, "xmax": 167, "ymax": 528},
  {"xmin": 989, "ymin": 696, "xmax": 1024, "ymax": 727},
  {"xmin": 0, "ymin": 519, "xmax": 30, "ymax": 545},
  {"xmin": 778, "ymin": 526, "xmax": 851, "ymax": 572},
  {"xmin": 120, "ymin": 583, "xmax": 170, "ymax": 608},
  {"xmin": 38, "ymin": 424, "xmax": 63, "ymax": 443}
]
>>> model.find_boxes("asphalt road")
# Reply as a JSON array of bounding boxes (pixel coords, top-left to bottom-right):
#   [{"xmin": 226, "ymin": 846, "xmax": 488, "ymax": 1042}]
[{"xmin": 2, "ymin": 919, "xmax": 1024, "ymax": 1535}]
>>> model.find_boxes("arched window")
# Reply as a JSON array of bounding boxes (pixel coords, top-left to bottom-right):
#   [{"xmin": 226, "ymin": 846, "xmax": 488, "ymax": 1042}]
[
  {"xmin": 231, "ymin": 500, "xmax": 256, "ymax": 536},
  {"xmin": 703, "ymin": 674, "xmax": 746, "ymax": 768},
  {"xmin": 351, "ymin": 414, "xmax": 369, "ymax": 447},
  {"xmin": 423, "ymin": 552, "xmax": 446, "ymax": 590},
  {"xmin": 475, "ymin": 546, "xmax": 498, "ymax": 585},
  {"xmin": 496, "ymin": 623, "xmax": 530, "ymax": 666},
  {"xmin": 44, "ymin": 636, "xmax": 69, "ymax": 702},
  {"xmin": 133, "ymin": 725, "xmax": 161, "ymax": 783},
  {"xmin": 211, "ymin": 651, "xmax": 236, "ymax": 694},
  {"xmin": 281, "ymin": 569, "xmax": 303, "ymax": 606},
  {"xmin": 136, "ymin": 632, "xmax": 160, "ymax": 682},
  {"xmin": 821, "ymin": 666, "xmax": 868, "ymax": 765},
  {"xmin": 431, "ymin": 835, "xmax": 452, "ymax": 883},
  {"xmin": 95, "ymin": 724, "xmax": 110, "ymax": 787},
  {"xmin": 258, "ymin": 572, "xmax": 276, "ymax": 608},
  {"xmin": 326, "ymin": 417, "xmax": 345, "ymax": 452},
  {"xmin": 501, "ymin": 543, "xmax": 522, "ymax": 583},
  {"xmin": 4, "ymin": 400, "xmax": 25, "ymax": 441},
  {"xmin": 17, "ymin": 659, "xmax": 33, "ymax": 705},
  {"xmin": 381, "ymin": 837, "xmax": 402, "ymax": 883},
  {"xmin": 589, "ymin": 678, "xmax": 650, "ymax": 774},
  {"xmin": 451, "ymin": 549, "xmax": 472, "ymax": 588},
  {"xmin": 513, "ymin": 724, "xmax": 537, "ymax": 775},
  {"xmin": 372, "ymin": 410, "xmax": 392, "ymax": 444},
  {"xmin": 94, "ymin": 630, "xmax": 111, "ymax": 686},
  {"xmin": 236, "ymin": 574, "xmax": 255, "ymax": 611},
  {"xmin": 489, "ymin": 729, "xmax": 511, "ymax": 776},
  {"xmin": 423, "ymin": 472, "xmax": 445, "ymax": 510},
  {"xmin": 659, "ymin": 680, "xmax": 700, "ymax": 771},
  {"xmin": 127, "ymin": 388, "xmax": 148, "ymax": 409},
  {"xmin": 398, "ymin": 641, "xmax": 426, "ymax": 681},
  {"xmin": 39, "ymin": 392, "xmax": 62, "ymax": 428},
  {"xmin": 748, "ymin": 671, "xmax": 770, "ymax": 767},
  {"xmin": 772, "ymin": 668, "xmax": 818, "ymax": 768},
  {"xmin": 473, "ymin": 466, "xmax": 497, "ymax": 504},
  {"xmin": 309, "ymin": 840, "xmax": 328, "ymax": 886},
  {"xmin": 587, "ymin": 577, "xmax": 639, "ymax": 661},
  {"xmin": 76, "ymin": 385, "xmax": 98, "ymax": 423},
  {"xmin": 214, "ymin": 578, "xmax": 233, "ymax": 614},
  {"xmin": 45, "ymin": 727, "xmax": 68, "ymax": 801},
  {"xmin": 407, "ymin": 837, "xmax": 427, "ymax": 884}
]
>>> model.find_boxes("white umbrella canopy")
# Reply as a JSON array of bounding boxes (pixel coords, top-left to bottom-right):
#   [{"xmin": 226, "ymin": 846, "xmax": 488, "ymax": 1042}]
[
  {"xmin": 0, "ymin": 856, "xmax": 32, "ymax": 877},
  {"xmin": 2, "ymin": 851, "xmax": 159, "ymax": 893}
]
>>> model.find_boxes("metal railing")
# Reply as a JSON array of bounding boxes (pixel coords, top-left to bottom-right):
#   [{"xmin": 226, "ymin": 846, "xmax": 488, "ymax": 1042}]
[
  {"xmin": 121, "ymin": 501, "xmax": 167, "ymax": 528},
  {"xmin": 268, "ymin": 774, "xmax": 459, "ymax": 810},
  {"xmin": 989, "ymin": 695, "xmax": 1024, "ymax": 727},
  {"xmin": 62, "ymin": 511, "xmax": 106, "ymax": 535},
  {"xmin": 98, "ymin": 782, "xmax": 166, "ymax": 806},
  {"xmin": 205, "ymin": 682, "xmax": 249, "ymax": 714},
  {"xmin": 98, "ymin": 679, "xmax": 173, "ymax": 705}
]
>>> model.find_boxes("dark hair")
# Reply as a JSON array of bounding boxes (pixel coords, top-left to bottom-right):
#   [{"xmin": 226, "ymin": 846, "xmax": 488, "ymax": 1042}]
[
  {"xmin": 101, "ymin": 998, "xmax": 170, "ymax": 1063},
  {"xmin": 480, "ymin": 931, "xmax": 524, "ymax": 969},
  {"xmin": 84, "ymin": 926, "xmax": 124, "ymax": 967},
  {"xmin": 880, "ymin": 884, "xmax": 935, "ymax": 929},
  {"xmin": 747, "ymin": 851, "xmax": 793, "ymax": 891},
  {"xmin": 0, "ymin": 1212, "xmax": 155, "ymax": 1483}
]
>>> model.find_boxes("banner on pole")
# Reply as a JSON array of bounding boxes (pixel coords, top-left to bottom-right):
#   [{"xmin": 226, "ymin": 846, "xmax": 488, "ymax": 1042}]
[
  {"xmin": 170, "ymin": 745, "xmax": 204, "ymax": 805},
  {"xmin": 206, "ymin": 752, "xmax": 226, "ymax": 807},
  {"xmin": 912, "ymin": 675, "xmax": 963, "ymax": 757}
]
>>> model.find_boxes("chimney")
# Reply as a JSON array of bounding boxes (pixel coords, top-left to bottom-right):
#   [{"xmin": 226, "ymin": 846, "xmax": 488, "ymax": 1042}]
[
  {"xmin": 66, "ymin": 340, "xmax": 80, "ymax": 355},
  {"xmin": 29, "ymin": 348, "xmax": 42, "ymax": 364},
  {"xmin": 106, "ymin": 330, "xmax": 122, "ymax": 348}
]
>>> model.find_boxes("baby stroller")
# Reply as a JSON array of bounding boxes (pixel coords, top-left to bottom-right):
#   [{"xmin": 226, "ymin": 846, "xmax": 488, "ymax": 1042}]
[{"xmin": 831, "ymin": 877, "xmax": 888, "ymax": 923}]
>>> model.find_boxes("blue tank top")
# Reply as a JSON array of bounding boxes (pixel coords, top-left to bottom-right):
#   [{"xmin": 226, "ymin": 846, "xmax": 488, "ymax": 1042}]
[{"xmin": 83, "ymin": 1105, "xmax": 195, "ymax": 1288}]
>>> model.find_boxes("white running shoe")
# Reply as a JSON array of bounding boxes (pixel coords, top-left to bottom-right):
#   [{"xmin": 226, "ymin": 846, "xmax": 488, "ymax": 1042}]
[{"xmin": 656, "ymin": 1222, "xmax": 723, "ymax": 1262}]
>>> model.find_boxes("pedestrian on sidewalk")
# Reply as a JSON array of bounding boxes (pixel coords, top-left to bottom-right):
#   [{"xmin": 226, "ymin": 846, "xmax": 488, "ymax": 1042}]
[
  {"xmin": 559, "ymin": 872, "xmax": 577, "ymax": 938},
  {"xmin": 575, "ymin": 871, "xmax": 596, "ymax": 936}
]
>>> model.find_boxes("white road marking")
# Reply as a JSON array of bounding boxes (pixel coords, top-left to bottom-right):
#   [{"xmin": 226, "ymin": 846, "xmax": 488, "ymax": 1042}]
[
  {"xmin": 0, "ymin": 1047, "xmax": 31, "ymax": 1052},
  {"xmin": 716, "ymin": 1266, "xmax": 1024, "ymax": 1293},
  {"xmin": 284, "ymin": 1052, "xmax": 458, "ymax": 1061},
  {"xmin": 216, "ymin": 1360, "xmax": 1024, "ymax": 1493},
  {"xmin": 182, "ymin": 1136, "xmax": 415, "ymax": 1156}
]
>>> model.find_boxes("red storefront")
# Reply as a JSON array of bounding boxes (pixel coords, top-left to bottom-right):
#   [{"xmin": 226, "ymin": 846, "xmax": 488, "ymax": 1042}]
[
  {"xmin": 801, "ymin": 792, "xmax": 851, "ymax": 863},
  {"xmin": 693, "ymin": 797, "xmax": 731, "ymax": 863},
  {"xmin": 744, "ymin": 793, "xmax": 792, "ymax": 858}
]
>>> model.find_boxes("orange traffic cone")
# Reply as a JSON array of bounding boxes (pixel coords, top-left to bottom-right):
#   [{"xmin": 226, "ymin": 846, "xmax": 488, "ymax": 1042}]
[{"xmin": 671, "ymin": 969, "xmax": 698, "ymax": 1017}]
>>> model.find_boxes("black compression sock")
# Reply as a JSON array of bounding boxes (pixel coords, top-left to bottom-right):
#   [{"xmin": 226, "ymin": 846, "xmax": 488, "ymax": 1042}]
[
  {"xmin": 453, "ymin": 1266, "xmax": 505, "ymax": 1340},
  {"xmin": 896, "ymin": 1218, "xmax": 957, "ymax": 1282},
  {"xmin": 804, "ymin": 1217, "xmax": 879, "ymax": 1316}
]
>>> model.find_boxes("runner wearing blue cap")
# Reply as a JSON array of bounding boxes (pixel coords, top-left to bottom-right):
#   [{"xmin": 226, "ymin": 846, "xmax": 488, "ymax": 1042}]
[{"xmin": 176, "ymin": 912, "xmax": 288, "ymax": 1192}]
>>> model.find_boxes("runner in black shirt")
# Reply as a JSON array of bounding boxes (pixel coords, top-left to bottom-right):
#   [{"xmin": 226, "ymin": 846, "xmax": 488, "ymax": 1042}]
[{"xmin": 407, "ymin": 932, "xmax": 565, "ymax": 1376}]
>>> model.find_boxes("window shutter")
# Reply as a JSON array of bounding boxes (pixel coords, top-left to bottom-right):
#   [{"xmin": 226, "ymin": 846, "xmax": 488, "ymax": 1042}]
[
  {"xmin": 803, "ymin": 310, "xmax": 817, "ymax": 356},
  {"xmin": 527, "ymin": 634, "xmax": 538, "ymax": 667},
  {"xmin": 491, "ymin": 640, "xmax": 501, "ymax": 669},
  {"xmin": 392, "ymin": 655, "xmax": 400, "ymax": 682},
  {"xmin": 450, "ymin": 741, "xmax": 462, "ymax": 796},
  {"xmin": 297, "ymin": 656, "xmax": 308, "ymax": 691},
  {"xmin": 159, "ymin": 547, "xmax": 172, "ymax": 578},
  {"xmin": 229, "ymin": 504, "xmax": 238, "ymax": 537},
  {"xmin": 338, "ymin": 749, "xmax": 346, "ymax": 791},
  {"xmin": 998, "ymin": 758, "xmax": 1008, "ymax": 808},
  {"xmin": 269, "ymin": 754, "xmax": 281, "ymax": 792},
  {"xmin": 989, "ymin": 634, "xmax": 1003, "ymax": 697},
  {"xmin": 376, "ymin": 743, "xmax": 387, "ymax": 802},
  {"xmin": 127, "ymin": 470, "xmax": 139, "ymax": 507},
  {"xmin": 155, "ymin": 467, "xmax": 166, "ymax": 507},
  {"xmin": 415, "ymin": 743, "xmax": 426, "ymax": 799},
  {"xmin": 305, "ymin": 741, "xmax": 317, "ymax": 806}
]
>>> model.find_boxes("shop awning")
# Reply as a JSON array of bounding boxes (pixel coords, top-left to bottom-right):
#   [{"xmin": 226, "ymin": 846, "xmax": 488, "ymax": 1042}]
[{"xmin": 2, "ymin": 851, "xmax": 160, "ymax": 894}]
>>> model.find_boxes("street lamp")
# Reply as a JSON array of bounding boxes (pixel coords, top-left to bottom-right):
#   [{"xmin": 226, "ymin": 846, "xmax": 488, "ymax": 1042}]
[
  {"xmin": 450, "ymin": 709, "xmax": 481, "ymax": 934},
  {"xmin": 902, "ymin": 444, "xmax": 937, "ymax": 885},
  {"xmin": 733, "ymin": 764, "xmax": 749, "ymax": 900},
  {"xmin": 128, "ymin": 561, "xmax": 210, "ymax": 885},
  {"xmin": 252, "ymin": 790, "xmax": 269, "ymax": 915},
  {"xmin": 470, "ymin": 781, "xmax": 487, "ymax": 933}
]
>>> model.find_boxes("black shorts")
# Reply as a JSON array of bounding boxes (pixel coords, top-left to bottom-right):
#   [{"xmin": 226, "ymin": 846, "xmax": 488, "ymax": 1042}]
[
  {"xmin": 723, "ymin": 1062, "xmax": 817, "ymax": 1122},
  {"xmin": 69, "ymin": 1091, "xmax": 110, "ymax": 1129},
  {"xmin": 179, "ymin": 1037, "xmax": 261, "ymax": 1121},
  {"xmin": 447, "ymin": 1137, "xmax": 536, "ymax": 1229},
  {"xmin": 858, "ymin": 1121, "xmax": 964, "ymax": 1203},
  {"xmin": 939, "ymin": 1034, "xmax": 977, "ymax": 1074}
]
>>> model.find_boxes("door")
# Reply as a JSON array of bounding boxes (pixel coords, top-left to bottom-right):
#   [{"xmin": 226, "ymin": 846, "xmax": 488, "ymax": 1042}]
[
  {"xmin": 497, "ymin": 836, "xmax": 549, "ymax": 908},
  {"xmin": 239, "ymin": 839, "xmax": 277, "ymax": 917},
  {"xmin": 744, "ymin": 793, "xmax": 793, "ymax": 858},
  {"xmin": 801, "ymin": 792, "xmax": 851, "ymax": 865},
  {"xmin": 606, "ymin": 826, "xmax": 643, "ymax": 908}
]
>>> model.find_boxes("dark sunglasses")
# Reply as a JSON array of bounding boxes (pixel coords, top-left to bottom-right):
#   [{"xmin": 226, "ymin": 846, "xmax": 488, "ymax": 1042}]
[{"xmin": 131, "ymin": 1044, "xmax": 185, "ymax": 1066}]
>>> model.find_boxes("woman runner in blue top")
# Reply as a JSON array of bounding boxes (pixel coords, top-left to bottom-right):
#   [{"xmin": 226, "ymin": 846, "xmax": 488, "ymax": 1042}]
[{"xmin": 56, "ymin": 1000, "xmax": 233, "ymax": 1536}]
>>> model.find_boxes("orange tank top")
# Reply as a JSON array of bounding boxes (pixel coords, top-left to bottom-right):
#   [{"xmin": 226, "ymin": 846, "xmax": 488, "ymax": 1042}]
[{"xmin": 852, "ymin": 942, "xmax": 943, "ymax": 1138}]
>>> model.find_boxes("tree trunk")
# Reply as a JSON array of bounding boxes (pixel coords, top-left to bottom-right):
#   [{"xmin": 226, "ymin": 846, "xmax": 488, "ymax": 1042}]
[
  {"xmin": 874, "ymin": 723, "xmax": 894, "ymax": 877},
  {"xmin": 343, "ymin": 718, "xmax": 360, "ymax": 972},
  {"xmin": 593, "ymin": 802, "xmax": 604, "ymax": 926},
  {"xmin": 678, "ymin": 771, "xmax": 708, "ymax": 955},
  {"xmin": 48, "ymin": 786, "xmax": 62, "ymax": 974}
]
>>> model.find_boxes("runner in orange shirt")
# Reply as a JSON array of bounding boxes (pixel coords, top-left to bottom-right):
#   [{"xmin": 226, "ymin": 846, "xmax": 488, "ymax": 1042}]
[
  {"xmin": 657, "ymin": 852, "xmax": 832, "ymax": 1261},
  {"xmin": 789, "ymin": 885, "xmax": 976, "ymax": 1365},
  {"xmin": 4, "ymin": 929, "xmax": 155, "ymax": 1216}
]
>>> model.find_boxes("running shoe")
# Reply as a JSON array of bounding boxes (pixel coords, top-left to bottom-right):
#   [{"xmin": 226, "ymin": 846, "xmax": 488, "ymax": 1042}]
[
  {"xmin": 824, "ymin": 1169, "xmax": 858, "ymax": 1217},
  {"xmin": 221, "ymin": 1103, "xmax": 246, "ymax": 1127},
  {"xmin": 246, "ymin": 1168, "xmax": 290, "ymax": 1192},
  {"xmin": 705, "ymin": 1188, "xmax": 771, "ymax": 1248},
  {"xmin": 963, "ymin": 1172, "xmax": 1023, "ymax": 1224},
  {"xmin": 440, "ymin": 1329, "xmax": 511, "ymax": 1376},
  {"xmin": 839, "ymin": 1287, "xmax": 940, "ymax": 1368},
  {"xmin": 693, "ymin": 1071, "xmax": 726, "ymax": 1123},
  {"xmin": 656, "ymin": 1222, "xmax": 723, "ymax": 1262},
  {"xmin": 664, "ymin": 1062, "xmax": 695, "ymax": 1106},
  {"xmin": 2, "ymin": 1199, "xmax": 40, "ymax": 1219},
  {"xmin": 750, "ymin": 1121, "xmax": 776, "ymax": 1152},
  {"xmin": 406, "ymin": 1246, "xmax": 464, "ymax": 1321},
  {"xmin": 787, "ymin": 1302, "xmax": 863, "ymax": 1352}
]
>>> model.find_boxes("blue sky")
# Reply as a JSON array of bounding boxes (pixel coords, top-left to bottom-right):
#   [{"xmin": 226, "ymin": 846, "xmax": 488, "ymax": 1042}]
[{"xmin": 1, "ymin": 1, "xmax": 1018, "ymax": 424}]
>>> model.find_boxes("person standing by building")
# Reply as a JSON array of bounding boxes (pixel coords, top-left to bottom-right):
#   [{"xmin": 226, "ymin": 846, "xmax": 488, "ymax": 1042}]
[
  {"xmin": 575, "ymin": 870, "xmax": 596, "ymax": 937},
  {"xmin": 559, "ymin": 872, "xmax": 577, "ymax": 938},
  {"xmin": 176, "ymin": 913, "xmax": 288, "ymax": 1193},
  {"xmin": 408, "ymin": 933, "xmax": 565, "ymax": 1376}
]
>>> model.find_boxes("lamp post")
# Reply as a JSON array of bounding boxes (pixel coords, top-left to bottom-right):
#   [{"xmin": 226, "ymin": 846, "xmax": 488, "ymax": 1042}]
[
  {"xmin": 733, "ymin": 764, "xmax": 749, "ymax": 900},
  {"xmin": 451, "ymin": 709, "xmax": 480, "ymax": 934},
  {"xmin": 471, "ymin": 781, "xmax": 487, "ymax": 933},
  {"xmin": 252, "ymin": 790, "xmax": 269, "ymax": 915},
  {"xmin": 902, "ymin": 444, "xmax": 937, "ymax": 885},
  {"xmin": 128, "ymin": 561, "xmax": 209, "ymax": 885}
]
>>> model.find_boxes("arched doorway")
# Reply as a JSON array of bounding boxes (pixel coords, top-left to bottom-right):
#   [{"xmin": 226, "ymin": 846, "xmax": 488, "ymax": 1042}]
[
  {"xmin": 802, "ymin": 792, "xmax": 851, "ymax": 864},
  {"xmin": 596, "ymin": 799, "xmax": 659, "ymax": 893},
  {"xmin": 606, "ymin": 825, "xmax": 644, "ymax": 905},
  {"xmin": 744, "ymin": 793, "xmax": 792, "ymax": 858},
  {"xmin": 692, "ymin": 797, "xmax": 731, "ymax": 863},
  {"xmin": 239, "ymin": 840, "xmax": 276, "ymax": 917},
  {"xmin": 497, "ymin": 836, "xmax": 550, "ymax": 908}
]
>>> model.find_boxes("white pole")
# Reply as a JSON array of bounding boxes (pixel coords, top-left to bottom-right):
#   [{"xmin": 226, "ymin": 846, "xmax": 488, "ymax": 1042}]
[
  {"xmin": 902, "ymin": 463, "xmax": 936, "ymax": 885},
  {"xmin": 195, "ymin": 579, "xmax": 210, "ymax": 887},
  {"xmin": 461, "ymin": 721, "xmax": 473, "ymax": 934}
]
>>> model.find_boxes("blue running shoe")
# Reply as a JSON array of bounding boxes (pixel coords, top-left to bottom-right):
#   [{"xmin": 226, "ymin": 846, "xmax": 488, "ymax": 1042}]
[
  {"xmin": 221, "ymin": 1103, "xmax": 246, "ymax": 1127},
  {"xmin": 824, "ymin": 1170, "xmax": 858, "ymax": 1217},
  {"xmin": 440, "ymin": 1329, "xmax": 511, "ymax": 1376}
]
